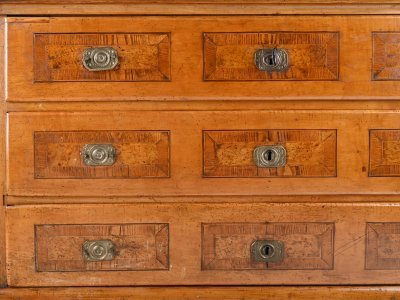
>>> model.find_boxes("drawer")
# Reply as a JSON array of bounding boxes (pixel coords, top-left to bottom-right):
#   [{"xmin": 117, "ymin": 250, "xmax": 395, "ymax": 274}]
[
  {"xmin": 36, "ymin": 223, "xmax": 169, "ymax": 272},
  {"xmin": 203, "ymin": 32, "xmax": 339, "ymax": 81},
  {"xmin": 7, "ymin": 16, "xmax": 400, "ymax": 101},
  {"xmin": 8, "ymin": 110, "xmax": 400, "ymax": 198},
  {"xmin": 7, "ymin": 201, "xmax": 400, "ymax": 286},
  {"xmin": 34, "ymin": 33, "xmax": 171, "ymax": 82},
  {"xmin": 202, "ymin": 222, "xmax": 334, "ymax": 270},
  {"xmin": 34, "ymin": 131, "xmax": 170, "ymax": 179},
  {"xmin": 203, "ymin": 130, "xmax": 336, "ymax": 178},
  {"xmin": 370, "ymin": 130, "xmax": 400, "ymax": 177}
]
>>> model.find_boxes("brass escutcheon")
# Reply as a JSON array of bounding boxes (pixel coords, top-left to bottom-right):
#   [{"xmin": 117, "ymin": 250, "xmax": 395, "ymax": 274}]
[
  {"xmin": 83, "ymin": 240, "xmax": 115, "ymax": 261},
  {"xmin": 254, "ymin": 48, "xmax": 289, "ymax": 72},
  {"xmin": 82, "ymin": 47, "xmax": 119, "ymax": 71},
  {"xmin": 251, "ymin": 240, "xmax": 284, "ymax": 263}
]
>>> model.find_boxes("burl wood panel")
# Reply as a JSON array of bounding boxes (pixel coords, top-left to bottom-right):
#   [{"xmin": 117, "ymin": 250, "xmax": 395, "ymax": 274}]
[
  {"xmin": 204, "ymin": 32, "xmax": 339, "ymax": 81},
  {"xmin": 34, "ymin": 33, "xmax": 170, "ymax": 82},
  {"xmin": 203, "ymin": 130, "xmax": 336, "ymax": 177},
  {"xmin": 34, "ymin": 131, "xmax": 170, "ymax": 179},
  {"xmin": 35, "ymin": 224, "xmax": 169, "ymax": 272},
  {"xmin": 202, "ymin": 222, "xmax": 334, "ymax": 270},
  {"xmin": 372, "ymin": 32, "xmax": 400, "ymax": 80},
  {"xmin": 365, "ymin": 223, "xmax": 400, "ymax": 270},
  {"xmin": 369, "ymin": 130, "xmax": 400, "ymax": 177}
]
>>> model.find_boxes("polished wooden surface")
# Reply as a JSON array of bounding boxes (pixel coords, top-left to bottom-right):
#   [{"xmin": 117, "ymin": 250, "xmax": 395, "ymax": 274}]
[
  {"xmin": 204, "ymin": 32, "xmax": 339, "ymax": 81},
  {"xmin": 34, "ymin": 33, "xmax": 170, "ymax": 82},
  {"xmin": 8, "ymin": 110, "xmax": 400, "ymax": 198},
  {"xmin": 8, "ymin": 16, "xmax": 400, "ymax": 101},
  {"xmin": 1, "ymin": 286, "xmax": 400, "ymax": 300},
  {"xmin": 36, "ymin": 223, "xmax": 169, "ymax": 272},
  {"xmin": 202, "ymin": 222, "xmax": 334, "ymax": 270},
  {"xmin": 34, "ymin": 131, "xmax": 170, "ymax": 179},
  {"xmin": 7, "ymin": 202, "xmax": 400, "ymax": 286},
  {"xmin": 203, "ymin": 130, "xmax": 336, "ymax": 178}
]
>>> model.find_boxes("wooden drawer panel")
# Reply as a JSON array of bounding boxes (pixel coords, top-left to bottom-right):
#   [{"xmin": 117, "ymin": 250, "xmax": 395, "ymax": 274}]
[
  {"xmin": 370, "ymin": 130, "xmax": 400, "ymax": 176},
  {"xmin": 203, "ymin": 32, "xmax": 339, "ymax": 81},
  {"xmin": 372, "ymin": 32, "xmax": 400, "ymax": 80},
  {"xmin": 8, "ymin": 201, "xmax": 400, "ymax": 286},
  {"xmin": 36, "ymin": 224, "xmax": 169, "ymax": 272},
  {"xmin": 7, "ymin": 16, "xmax": 400, "ymax": 101},
  {"xmin": 203, "ymin": 130, "xmax": 336, "ymax": 178},
  {"xmin": 34, "ymin": 33, "xmax": 170, "ymax": 82},
  {"xmin": 202, "ymin": 222, "xmax": 334, "ymax": 270},
  {"xmin": 366, "ymin": 222, "xmax": 400, "ymax": 270},
  {"xmin": 34, "ymin": 131, "xmax": 170, "ymax": 179},
  {"xmin": 9, "ymin": 110, "xmax": 400, "ymax": 198}
]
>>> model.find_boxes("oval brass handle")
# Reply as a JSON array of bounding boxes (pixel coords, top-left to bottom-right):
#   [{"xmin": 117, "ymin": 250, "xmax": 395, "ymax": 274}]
[
  {"xmin": 82, "ymin": 144, "xmax": 116, "ymax": 166},
  {"xmin": 253, "ymin": 145, "xmax": 286, "ymax": 168},
  {"xmin": 254, "ymin": 48, "xmax": 289, "ymax": 72},
  {"xmin": 83, "ymin": 240, "xmax": 116, "ymax": 261},
  {"xmin": 251, "ymin": 240, "xmax": 284, "ymax": 263},
  {"xmin": 82, "ymin": 47, "xmax": 119, "ymax": 71}
]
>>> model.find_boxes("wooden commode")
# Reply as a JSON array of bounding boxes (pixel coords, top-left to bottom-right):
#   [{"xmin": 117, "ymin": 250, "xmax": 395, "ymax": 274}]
[{"xmin": 2, "ymin": 1, "xmax": 400, "ymax": 299}]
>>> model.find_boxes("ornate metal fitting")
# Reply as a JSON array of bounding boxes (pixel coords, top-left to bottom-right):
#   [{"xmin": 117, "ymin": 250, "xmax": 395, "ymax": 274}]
[
  {"xmin": 251, "ymin": 240, "xmax": 284, "ymax": 263},
  {"xmin": 253, "ymin": 145, "xmax": 287, "ymax": 168},
  {"xmin": 83, "ymin": 240, "xmax": 115, "ymax": 262},
  {"xmin": 82, "ymin": 47, "xmax": 119, "ymax": 71},
  {"xmin": 254, "ymin": 48, "xmax": 289, "ymax": 72},
  {"xmin": 82, "ymin": 144, "xmax": 116, "ymax": 166}
]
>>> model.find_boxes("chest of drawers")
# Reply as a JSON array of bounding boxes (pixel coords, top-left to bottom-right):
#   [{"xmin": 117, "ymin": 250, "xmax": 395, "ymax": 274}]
[{"xmin": 2, "ymin": 1, "xmax": 400, "ymax": 299}]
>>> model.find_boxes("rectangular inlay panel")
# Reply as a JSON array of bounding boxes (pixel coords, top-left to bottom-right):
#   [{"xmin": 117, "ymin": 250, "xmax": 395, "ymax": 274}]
[
  {"xmin": 34, "ymin": 131, "xmax": 170, "ymax": 179},
  {"xmin": 34, "ymin": 33, "xmax": 171, "ymax": 82},
  {"xmin": 366, "ymin": 223, "xmax": 400, "ymax": 270},
  {"xmin": 35, "ymin": 223, "xmax": 169, "ymax": 272},
  {"xmin": 369, "ymin": 130, "xmax": 400, "ymax": 176},
  {"xmin": 204, "ymin": 32, "xmax": 339, "ymax": 81},
  {"xmin": 202, "ymin": 222, "xmax": 335, "ymax": 270},
  {"xmin": 203, "ymin": 130, "xmax": 337, "ymax": 177},
  {"xmin": 372, "ymin": 32, "xmax": 400, "ymax": 80}
]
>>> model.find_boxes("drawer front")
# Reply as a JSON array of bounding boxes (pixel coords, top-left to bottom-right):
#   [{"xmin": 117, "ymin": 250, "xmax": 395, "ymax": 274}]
[
  {"xmin": 34, "ymin": 131, "xmax": 170, "ymax": 179},
  {"xmin": 36, "ymin": 224, "xmax": 169, "ymax": 272},
  {"xmin": 372, "ymin": 32, "xmax": 400, "ymax": 80},
  {"xmin": 8, "ymin": 201, "xmax": 400, "ymax": 286},
  {"xmin": 204, "ymin": 32, "xmax": 339, "ymax": 81},
  {"xmin": 370, "ymin": 130, "xmax": 400, "ymax": 176},
  {"xmin": 34, "ymin": 33, "xmax": 170, "ymax": 82},
  {"xmin": 203, "ymin": 130, "xmax": 336, "ymax": 178},
  {"xmin": 202, "ymin": 223, "xmax": 334, "ymax": 270},
  {"xmin": 7, "ymin": 16, "xmax": 400, "ymax": 101},
  {"xmin": 366, "ymin": 222, "xmax": 400, "ymax": 270},
  {"xmin": 8, "ymin": 111, "xmax": 400, "ymax": 198}
]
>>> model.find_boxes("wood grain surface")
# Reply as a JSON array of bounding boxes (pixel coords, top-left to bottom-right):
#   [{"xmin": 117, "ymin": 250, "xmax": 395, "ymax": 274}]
[
  {"xmin": 34, "ymin": 33, "xmax": 170, "ymax": 82},
  {"xmin": 34, "ymin": 131, "xmax": 170, "ymax": 179},
  {"xmin": 202, "ymin": 222, "xmax": 334, "ymax": 270},
  {"xmin": 372, "ymin": 32, "xmax": 400, "ymax": 80},
  {"xmin": 35, "ymin": 223, "xmax": 169, "ymax": 272},
  {"xmin": 7, "ymin": 110, "xmax": 400, "ymax": 198},
  {"xmin": 7, "ymin": 202, "xmax": 400, "ymax": 286},
  {"xmin": 203, "ymin": 130, "xmax": 336, "ymax": 177},
  {"xmin": 3, "ymin": 2, "xmax": 400, "ymax": 16},
  {"xmin": 370, "ymin": 130, "xmax": 400, "ymax": 176},
  {"xmin": 7, "ymin": 16, "xmax": 400, "ymax": 101},
  {"xmin": 1, "ymin": 286, "xmax": 400, "ymax": 300},
  {"xmin": 366, "ymin": 222, "xmax": 400, "ymax": 270},
  {"xmin": 204, "ymin": 32, "xmax": 338, "ymax": 81}
]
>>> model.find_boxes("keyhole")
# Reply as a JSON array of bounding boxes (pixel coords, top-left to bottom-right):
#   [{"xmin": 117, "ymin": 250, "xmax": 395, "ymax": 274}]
[
  {"xmin": 263, "ymin": 150, "xmax": 275, "ymax": 161},
  {"xmin": 260, "ymin": 244, "xmax": 275, "ymax": 258},
  {"xmin": 265, "ymin": 54, "xmax": 275, "ymax": 66}
]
